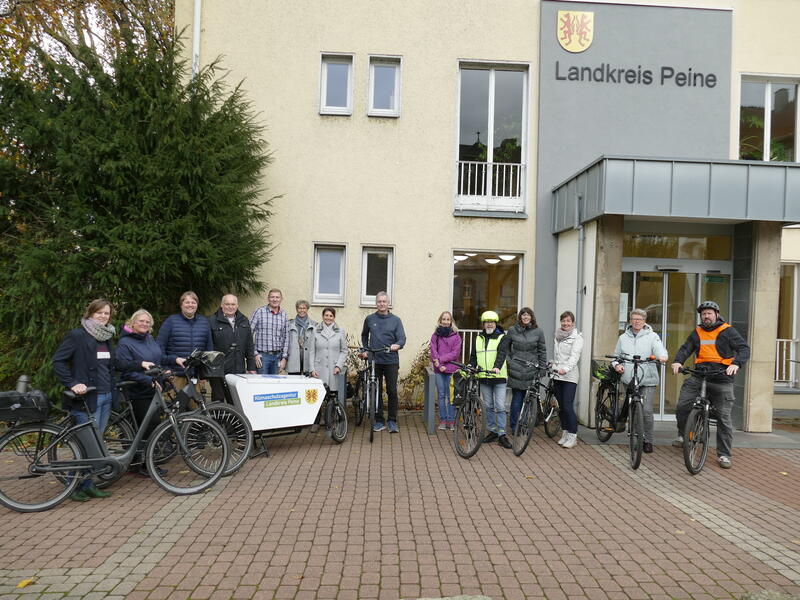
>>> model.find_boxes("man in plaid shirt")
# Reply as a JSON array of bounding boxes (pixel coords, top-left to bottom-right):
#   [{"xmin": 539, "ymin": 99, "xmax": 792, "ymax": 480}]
[{"xmin": 251, "ymin": 288, "xmax": 289, "ymax": 375}]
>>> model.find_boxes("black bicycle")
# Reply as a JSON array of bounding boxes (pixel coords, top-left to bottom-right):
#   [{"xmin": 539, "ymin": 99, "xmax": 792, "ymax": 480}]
[
  {"xmin": 603, "ymin": 354, "xmax": 659, "ymax": 469},
  {"xmin": 593, "ymin": 359, "xmax": 623, "ymax": 442},
  {"xmin": 352, "ymin": 357, "xmax": 369, "ymax": 427},
  {"xmin": 0, "ymin": 369, "xmax": 230, "ymax": 513},
  {"xmin": 356, "ymin": 346, "xmax": 392, "ymax": 443},
  {"xmin": 678, "ymin": 366, "xmax": 719, "ymax": 475},
  {"xmin": 510, "ymin": 360, "xmax": 560, "ymax": 456},
  {"xmin": 320, "ymin": 384, "xmax": 348, "ymax": 444},
  {"xmin": 450, "ymin": 362, "xmax": 487, "ymax": 459}
]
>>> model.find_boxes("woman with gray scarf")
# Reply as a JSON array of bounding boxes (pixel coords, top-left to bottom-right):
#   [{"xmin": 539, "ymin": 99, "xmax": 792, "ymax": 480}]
[
  {"xmin": 53, "ymin": 298, "xmax": 118, "ymax": 502},
  {"xmin": 287, "ymin": 299, "xmax": 317, "ymax": 375}
]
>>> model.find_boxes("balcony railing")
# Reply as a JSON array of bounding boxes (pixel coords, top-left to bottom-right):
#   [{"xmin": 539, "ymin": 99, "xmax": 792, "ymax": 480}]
[
  {"xmin": 456, "ymin": 161, "xmax": 525, "ymax": 212},
  {"xmin": 776, "ymin": 338, "xmax": 798, "ymax": 385}
]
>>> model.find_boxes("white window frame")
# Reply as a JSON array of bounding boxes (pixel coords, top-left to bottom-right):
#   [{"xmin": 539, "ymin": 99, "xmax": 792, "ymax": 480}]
[
  {"xmin": 367, "ymin": 55, "xmax": 402, "ymax": 117},
  {"xmin": 360, "ymin": 246, "xmax": 394, "ymax": 306},
  {"xmin": 740, "ymin": 75, "xmax": 800, "ymax": 161},
  {"xmin": 312, "ymin": 244, "xmax": 346, "ymax": 305},
  {"xmin": 454, "ymin": 61, "xmax": 530, "ymax": 213},
  {"xmin": 320, "ymin": 53, "xmax": 354, "ymax": 116}
]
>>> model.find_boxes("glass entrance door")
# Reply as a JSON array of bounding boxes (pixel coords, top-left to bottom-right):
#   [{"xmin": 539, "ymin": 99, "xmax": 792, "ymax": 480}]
[{"xmin": 620, "ymin": 271, "xmax": 731, "ymax": 419}]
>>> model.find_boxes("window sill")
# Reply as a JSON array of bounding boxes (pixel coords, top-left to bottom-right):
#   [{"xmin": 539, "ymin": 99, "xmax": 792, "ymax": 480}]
[{"xmin": 453, "ymin": 209, "xmax": 528, "ymax": 219}]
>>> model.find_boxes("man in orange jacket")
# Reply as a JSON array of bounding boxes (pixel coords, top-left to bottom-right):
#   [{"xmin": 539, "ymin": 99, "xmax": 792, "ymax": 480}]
[{"xmin": 671, "ymin": 301, "xmax": 750, "ymax": 469}]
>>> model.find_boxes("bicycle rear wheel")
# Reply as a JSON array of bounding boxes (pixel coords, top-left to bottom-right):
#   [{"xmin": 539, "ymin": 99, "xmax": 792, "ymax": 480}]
[
  {"xmin": 683, "ymin": 407, "xmax": 708, "ymax": 475},
  {"xmin": 145, "ymin": 415, "xmax": 229, "ymax": 495},
  {"xmin": 628, "ymin": 399, "xmax": 644, "ymax": 470},
  {"xmin": 543, "ymin": 392, "xmax": 562, "ymax": 439},
  {"xmin": 203, "ymin": 402, "xmax": 253, "ymax": 476},
  {"xmin": 353, "ymin": 376, "xmax": 366, "ymax": 426},
  {"xmin": 368, "ymin": 381, "xmax": 377, "ymax": 443},
  {"xmin": 453, "ymin": 394, "xmax": 484, "ymax": 459},
  {"xmin": 595, "ymin": 385, "xmax": 615, "ymax": 442},
  {"xmin": 512, "ymin": 395, "xmax": 535, "ymax": 456},
  {"xmin": 0, "ymin": 424, "xmax": 83, "ymax": 513},
  {"xmin": 327, "ymin": 399, "xmax": 348, "ymax": 444}
]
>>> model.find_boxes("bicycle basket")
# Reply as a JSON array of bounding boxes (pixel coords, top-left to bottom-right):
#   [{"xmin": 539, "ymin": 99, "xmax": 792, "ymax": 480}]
[
  {"xmin": 0, "ymin": 390, "xmax": 49, "ymax": 423},
  {"xmin": 591, "ymin": 359, "xmax": 620, "ymax": 382},
  {"xmin": 197, "ymin": 351, "xmax": 225, "ymax": 378}
]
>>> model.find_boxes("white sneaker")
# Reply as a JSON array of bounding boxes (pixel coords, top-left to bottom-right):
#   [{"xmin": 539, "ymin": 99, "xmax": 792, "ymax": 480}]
[
  {"xmin": 562, "ymin": 433, "xmax": 578, "ymax": 449},
  {"xmin": 718, "ymin": 456, "xmax": 732, "ymax": 469},
  {"xmin": 557, "ymin": 431, "xmax": 569, "ymax": 445},
  {"xmin": 672, "ymin": 435, "xmax": 684, "ymax": 447}
]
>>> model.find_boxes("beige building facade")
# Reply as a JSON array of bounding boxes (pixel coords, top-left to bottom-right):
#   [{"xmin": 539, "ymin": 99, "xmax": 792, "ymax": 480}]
[{"xmin": 177, "ymin": 0, "xmax": 800, "ymax": 431}]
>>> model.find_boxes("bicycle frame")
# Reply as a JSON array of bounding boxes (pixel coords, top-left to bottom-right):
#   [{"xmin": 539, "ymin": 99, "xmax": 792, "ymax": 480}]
[{"xmin": 34, "ymin": 384, "xmax": 176, "ymax": 480}]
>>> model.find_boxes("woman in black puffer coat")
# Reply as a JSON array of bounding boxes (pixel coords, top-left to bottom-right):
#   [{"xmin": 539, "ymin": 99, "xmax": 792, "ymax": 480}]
[{"xmin": 506, "ymin": 307, "xmax": 548, "ymax": 433}]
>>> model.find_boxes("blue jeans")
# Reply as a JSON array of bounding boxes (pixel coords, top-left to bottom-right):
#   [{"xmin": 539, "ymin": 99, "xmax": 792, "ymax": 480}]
[
  {"xmin": 480, "ymin": 381, "xmax": 507, "ymax": 435},
  {"xmin": 258, "ymin": 352, "xmax": 280, "ymax": 375},
  {"xmin": 509, "ymin": 388, "xmax": 527, "ymax": 432},
  {"xmin": 435, "ymin": 372, "xmax": 455, "ymax": 422},
  {"xmin": 70, "ymin": 392, "xmax": 112, "ymax": 490}
]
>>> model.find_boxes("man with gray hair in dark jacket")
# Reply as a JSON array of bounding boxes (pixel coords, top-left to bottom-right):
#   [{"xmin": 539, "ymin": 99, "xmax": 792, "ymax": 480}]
[{"xmin": 360, "ymin": 291, "xmax": 406, "ymax": 434}]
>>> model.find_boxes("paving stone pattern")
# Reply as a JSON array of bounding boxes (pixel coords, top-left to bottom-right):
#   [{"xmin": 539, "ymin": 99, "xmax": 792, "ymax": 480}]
[{"xmin": 1, "ymin": 413, "xmax": 799, "ymax": 600}]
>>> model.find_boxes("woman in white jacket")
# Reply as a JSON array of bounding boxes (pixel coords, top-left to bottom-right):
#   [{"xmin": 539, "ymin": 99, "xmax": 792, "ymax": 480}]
[{"xmin": 553, "ymin": 310, "xmax": 584, "ymax": 449}]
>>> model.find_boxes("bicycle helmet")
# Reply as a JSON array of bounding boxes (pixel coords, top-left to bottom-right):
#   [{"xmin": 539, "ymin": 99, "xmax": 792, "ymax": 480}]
[
  {"xmin": 480, "ymin": 310, "xmax": 500, "ymax": 323},
  {"xmin": 696, "ymin": 301, "xmax": 720, "ymax": 314}
]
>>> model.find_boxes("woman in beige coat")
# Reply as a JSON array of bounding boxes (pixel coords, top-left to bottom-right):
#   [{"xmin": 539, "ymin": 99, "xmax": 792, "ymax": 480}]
[{"xmin": 309, "ymin": 307, "xmax": 348, "ymax": 431}]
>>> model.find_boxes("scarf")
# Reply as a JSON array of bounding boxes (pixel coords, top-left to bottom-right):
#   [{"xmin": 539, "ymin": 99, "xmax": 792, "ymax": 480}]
[
  {"xmin": 82, "ymin": 318, "xmax": 115, "ymax": 342},
  {"xmin": 555, "ymin": 327, "xmax": 572, "ymax": 343},
  {"xmin": 295, "ymin": 315, "xmax": 310, "ymax": 330},
  {"xmin": 435, "ymin": 326, "xmax": 452, "ymax": 338}
]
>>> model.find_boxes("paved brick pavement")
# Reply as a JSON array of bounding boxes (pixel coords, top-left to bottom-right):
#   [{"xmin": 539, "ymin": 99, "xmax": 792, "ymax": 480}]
[{"xmin": 1, "ymin": 413, "xmax": 799, "ymax": 600}]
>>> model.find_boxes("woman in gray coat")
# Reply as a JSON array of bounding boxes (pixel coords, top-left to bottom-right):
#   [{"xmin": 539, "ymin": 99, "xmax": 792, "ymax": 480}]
[
  {"xmin": 286, "ymin": 299, "xmax": 317, "ymax": 375},
  {"xmin": 309, "ymin": 307, "xmax": 348, "ymax": 431},
  {"xmin": 506, "ymin": 307, "xmax": 548, "ymax": 433}
]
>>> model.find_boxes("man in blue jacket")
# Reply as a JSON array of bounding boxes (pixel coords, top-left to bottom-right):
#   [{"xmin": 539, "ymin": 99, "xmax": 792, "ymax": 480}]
[
  {"xmin": 156, "ymin": 291, "xmax": 213, "ymax": 389},
  {"xmin": 361, "ymin": 292, "xmax": 406, "ymax": 433}
]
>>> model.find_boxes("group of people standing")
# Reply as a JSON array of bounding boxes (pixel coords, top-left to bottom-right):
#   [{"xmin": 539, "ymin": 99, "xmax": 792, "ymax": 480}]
[
  {"xmin": 429, "ymin": 307, "xmax": 584, "ymax": 449},
  {"xmin": 431, "ymin": 300, "xmax": 749, "ymax": 469}
]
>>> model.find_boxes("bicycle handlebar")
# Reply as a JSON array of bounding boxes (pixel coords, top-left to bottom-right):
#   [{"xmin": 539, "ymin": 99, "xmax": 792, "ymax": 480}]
[
  {"xmin": 605, "ymin": 354, "xmax": 660, "ymax": 363},
  {"xmin": 62, "ymin": 386, "xmax": 97, "ymax": 400},
  {"xmin": 451, "ymin": 361, "xmax": 493, "ymax": 375},
  {"xmin": 509, "ymin": 357, "xmax": 558, "ymax": 374}
]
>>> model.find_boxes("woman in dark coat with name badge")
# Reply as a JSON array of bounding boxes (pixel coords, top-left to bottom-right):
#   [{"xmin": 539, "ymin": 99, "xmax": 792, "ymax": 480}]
[
  {"xmin": 53, "ymin": 298, "xmax": 117, "ymax": 501},
  {"xmin": 506, "ymin": 307, "xmax": 548, "ymax": 434}
]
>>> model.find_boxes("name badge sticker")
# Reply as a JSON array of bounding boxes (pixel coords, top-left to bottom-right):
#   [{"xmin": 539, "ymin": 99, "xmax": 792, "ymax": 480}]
[{"xmin": 97, "ymin": 351, "xmax": 111, "ymax": 359}]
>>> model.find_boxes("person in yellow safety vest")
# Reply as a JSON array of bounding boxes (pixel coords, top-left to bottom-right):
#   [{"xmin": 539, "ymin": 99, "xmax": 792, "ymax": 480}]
[
  {"xmin": 468, "ymin": 310, "xmax": 512, "ymax": 449},
  {"xmin": 670, "ymin": 301, "xmax": 750, "ymax": 470}
]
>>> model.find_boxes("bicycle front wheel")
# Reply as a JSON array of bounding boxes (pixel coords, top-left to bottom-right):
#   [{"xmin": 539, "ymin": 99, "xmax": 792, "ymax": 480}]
[
  {"xmin": 543, "ymin": 392, "xmax": 562, "ymax": 439},
  {"xmin": 453, "ymin": 395, "xmax": 484, "ymax": 459},
  {"xmin": 0, "ymin": 424, "xmax": 83, "ymax": 513},
  {"xmin": 327, "ymin": 400, "xmax": 348, "ymax": 444},
  {"xmin": 512, "ymin": 395, "xmax": 535, "ymax": 456},
  {"xmin": 203, "ymin": 402, "xmax": 253, "ymax": 476},
  {"xmin": 683, "ymin": 407, "xmax": 708, "ymax": 475},
  {"xmin": 595, "ymin": 385, "xmax": 615, "ymax": 442},
  {"xmin": 145, "ymin": 415, "xmax": 229, "ymax": 495},
  {"xmin": 628, "ymin": 400, "xmax": 644, "ymax": 470},
  {"xmin": 368, "ymin": 381, "xmax": 377, "ymax": 443}
]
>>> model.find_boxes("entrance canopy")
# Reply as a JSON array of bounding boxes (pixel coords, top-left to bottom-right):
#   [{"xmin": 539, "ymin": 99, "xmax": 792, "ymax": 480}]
[{"xmin": 552, "ymin": 155, "xmax": 800, "ymax": 234}]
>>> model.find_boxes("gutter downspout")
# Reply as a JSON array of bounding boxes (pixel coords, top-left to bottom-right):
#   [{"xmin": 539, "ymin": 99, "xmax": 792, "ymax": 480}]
[
  {"xmin": 192, "ymin": 0, "xmax": 202, "ymax": 76},
  {"xmin": 575, "ymin": 193, "xmax": 584, "ymax": 327}
]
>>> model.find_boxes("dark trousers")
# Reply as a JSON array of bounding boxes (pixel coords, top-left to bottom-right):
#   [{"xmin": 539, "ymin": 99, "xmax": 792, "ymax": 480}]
[
  {"xmin": 676, "ymin": 376, "xmax": 734, "ymax": 458},
  {"xmin": 553, "ymin": 380, "xmax": 578, "ymax": 434},
  {"xmin": 209, "ymin": 377, "xmax": 233, "ymax": 404},
  {"xmin": 375, "ymin": 363, "xmax": 399, "ymax": 424}
]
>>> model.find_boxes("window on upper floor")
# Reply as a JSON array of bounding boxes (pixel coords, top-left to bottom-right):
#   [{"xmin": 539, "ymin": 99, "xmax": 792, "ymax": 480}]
[
  {"xmin": 313, "ymin": 244, "xmax": 346, "ymax": 305},
  {"xmin": 361, "ymin": 246, "xmax": 394, "ymax": 306},
  {"xmin": 740, "ymin": 79, "xmax": 797, "ymax": 161},
  {"xmin": 456, "ymin": 64, "xmax": 527, "ymax": 214},
  {"xmin": 320, "ymin": 54, "xmax": 353, "ymax": 116},
  {"xmin": 368, "ymin": 56, "xmax": 401, "ymax": 117}
]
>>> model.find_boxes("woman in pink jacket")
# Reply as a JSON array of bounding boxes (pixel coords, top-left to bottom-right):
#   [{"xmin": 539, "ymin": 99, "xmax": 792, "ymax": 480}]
[{"xmin": 430, "ymin": 311, "xmax": 463, "ymax": 430}]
